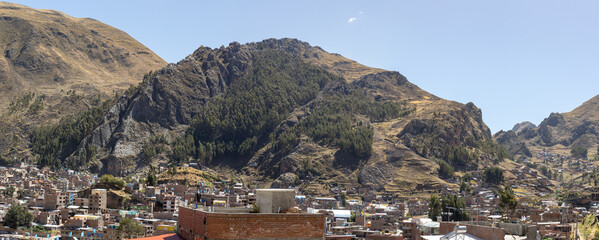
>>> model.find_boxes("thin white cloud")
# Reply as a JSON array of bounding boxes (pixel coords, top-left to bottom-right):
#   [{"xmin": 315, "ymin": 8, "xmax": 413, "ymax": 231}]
[
  {"xmin": 347, "ymin": 17, "xmax": 357, "ymax": 23},
  {"xmin": 359, "ymin": 11, "xmax": 364, "ymax": 15}
]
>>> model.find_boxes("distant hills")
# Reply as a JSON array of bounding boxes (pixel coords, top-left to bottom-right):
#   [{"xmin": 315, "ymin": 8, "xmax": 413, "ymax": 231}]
[
  {"xmin": 495, "ymin": 94, "xmax": 599, "ymax": 158},
  {"xmin": 0, "ymin": 2, "xmax": 166, "ymax": 160}
]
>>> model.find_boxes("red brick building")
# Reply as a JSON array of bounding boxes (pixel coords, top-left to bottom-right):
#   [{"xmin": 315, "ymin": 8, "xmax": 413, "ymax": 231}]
[{"xmin": 177, "ymin": 206, "xmax": 325, "ymax": 240}]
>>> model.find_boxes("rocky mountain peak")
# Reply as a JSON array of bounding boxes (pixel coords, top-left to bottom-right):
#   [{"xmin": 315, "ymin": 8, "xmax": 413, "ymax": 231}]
[{"xmin": 511, "ymin": 121, "xmax": 537, "ymax": 135}]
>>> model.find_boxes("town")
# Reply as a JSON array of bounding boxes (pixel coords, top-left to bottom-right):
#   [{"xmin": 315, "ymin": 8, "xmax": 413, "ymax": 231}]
[
  {"xmin": 0, "ymin": 161, "xmax": 597, "ymax": 240},
  {"xmin": 1, "ymin": 1, "xmax": 599, "ymax": 240}
]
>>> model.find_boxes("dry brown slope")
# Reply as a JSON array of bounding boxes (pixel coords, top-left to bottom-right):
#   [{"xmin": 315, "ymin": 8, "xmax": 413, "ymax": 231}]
[
  {"xmin": 0, "ymin": 2, "xmax": 166, "ymax": 158},
  {"xmin": 0, "ymin": 2, "xmax": 166, "ymax": 103},
  {"xmin": 565, "ymin": 94, "xmax": 599, "ymax": 123}
]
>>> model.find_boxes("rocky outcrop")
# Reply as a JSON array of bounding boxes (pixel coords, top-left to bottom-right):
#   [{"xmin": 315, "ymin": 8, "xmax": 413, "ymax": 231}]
[
  {"xmin": 398, "ymin": 102, "xmax": 492, "ymax": 157},
  {"xmin": 512, "ymin": 121, "xmax": 536, "ymax": 134},
  {"xmin": 72, "ymin": 42, "xmax": 254, "ymax": 172},
  {"xmin": 495, "ymin": 94, "xmax": 599, "ymax": 156},
  {"xmin": 271, "ymin": 172, "xmax": 298, "ymax": 188},
  {"xmin": 493, "ymin": 130, "xmax": 532, "ymax": 157}
]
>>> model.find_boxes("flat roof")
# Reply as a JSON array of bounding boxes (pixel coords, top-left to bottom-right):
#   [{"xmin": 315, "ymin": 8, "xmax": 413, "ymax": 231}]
[
  {"xmin": 255, "ymin": 189, "xmax": 295, "ymax": 192},
  {"xmin": 422, "ymin": 236, "xmax": 443, "ymax": 240},
  {"xmin": 536, "ymin": 222, "xmax": 561, "ymax": 225},
  {"xmin": 315, "ymin": 197, "xmax": 337, "ymax": 201}
]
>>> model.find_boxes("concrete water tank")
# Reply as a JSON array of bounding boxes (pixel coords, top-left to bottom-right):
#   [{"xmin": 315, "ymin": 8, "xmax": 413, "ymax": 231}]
[{"xmin": 255, "ymin": 189, "xmax": 295, "ymax": 213}]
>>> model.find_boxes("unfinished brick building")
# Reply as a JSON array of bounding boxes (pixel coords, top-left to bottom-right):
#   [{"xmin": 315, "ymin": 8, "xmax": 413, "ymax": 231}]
[{"xmin": 177, "ymin": 206, "xmax": 325, "ymax": 240}]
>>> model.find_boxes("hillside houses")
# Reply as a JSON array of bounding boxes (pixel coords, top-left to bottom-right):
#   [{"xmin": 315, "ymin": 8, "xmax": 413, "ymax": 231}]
[{"xmin": 0, "ymin": 164, "xmax": 595, "ymax": 240}]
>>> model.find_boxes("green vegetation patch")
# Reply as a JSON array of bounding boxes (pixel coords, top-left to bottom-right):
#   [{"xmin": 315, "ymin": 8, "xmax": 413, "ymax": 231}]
[{"xmin": 31, "ymin": 98, "xmax": 116, "ymax": 169}]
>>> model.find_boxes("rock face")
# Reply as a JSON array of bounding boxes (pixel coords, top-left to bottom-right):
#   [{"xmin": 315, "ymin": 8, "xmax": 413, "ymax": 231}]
[
  {"xmin": 0, "ymin": 2, "xmax": 166, "ymax": 158},
  {"xmin": 74, "ymin": 42, "xmax": 255, "ymax": 172},
  {"xmin": 493, "ymin": 130, "xmax": 532, "ymax": 157},
  {"xmin": 70, "ymin": 38, "xmax": 497, "ymax": 194},
  {"xmin": 495, "ymin": 94, "xmax": 599, "ymax": 157},
  {"xmin": 398, "ymin": 102, "xmax": 491, "ymax": 153},
  {"xmin": 512, "ymin": 121, "xmax": 536, "ymax": 135}
]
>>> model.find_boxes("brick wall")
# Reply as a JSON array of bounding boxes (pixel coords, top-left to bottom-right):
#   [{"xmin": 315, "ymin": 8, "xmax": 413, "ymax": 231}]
[
  {"xmin": 178, "ymin": 207, "xmax": 325, "ymax": 240},
  {"xmin": 178, "ymin": 207, "xmax": 207, "ymax": 240}
]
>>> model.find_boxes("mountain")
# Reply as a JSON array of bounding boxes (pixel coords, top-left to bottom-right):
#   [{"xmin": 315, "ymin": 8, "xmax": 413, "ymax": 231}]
[
  {"xmin": 30, "ymin": 38, "xmax": 506, "ymax": 195},
  {"xmin": 512, "ymin": 121, "xmax": 536, "ymax": 135},
  {"xmin": 0, "ymin": 2, "xmax": 166, "ymax": 159},
  {"xmin": 495, "ymin": 94, "xmax": 599, "ymax": 159}
]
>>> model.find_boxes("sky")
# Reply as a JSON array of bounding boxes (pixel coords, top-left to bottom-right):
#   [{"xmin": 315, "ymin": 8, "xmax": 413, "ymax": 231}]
[{"xmin": 10, "ymin": 0, "xmax": 599, "ymax": 133}]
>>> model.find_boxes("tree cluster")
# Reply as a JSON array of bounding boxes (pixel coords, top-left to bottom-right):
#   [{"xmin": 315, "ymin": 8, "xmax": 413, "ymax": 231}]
[
  {"xmin": 571, "ymin": 146, "xmax": 588, "ymax": 159},
  {"xmin": 0, "ymin": 154, "xmax": 16, "ymax": 167},
  {"xmin": 441, "ymin": 145, "xmax": 479, "ymax": 168},
  {"xmin": 436, "ymin": 159, "xmax": 455, "ymax": 179},
  {"xmin": 146, "ymin": 165, "xmax": 157, "ymax": 186},
  {"xmin": 539, "ymin": 165, "xmax": 553, "ymax": 179},
  {"xmin": 99, "ymin": 174, "xmax": 126, "ymax": 190},
  {"xmin": 282, "ymin": 90, "xmax": 411, "ymax": 159},
  {"xmin": 483, "ymin": 166, "xmax": 504, "ymax": 185},
  {"xmin": 178, "ymin": 50, "xmax": 338, "ymax": 165},
  {"xmin": 3, "ymin": 204, "xmax": 33, "ymax": 229},
  {"xmin": 407, "ymin": 127, "xmax": 509, "ymax": 170},
  {"xmin": 27, "ymin": 95, "xmax": 45, "ymax": 115},
  {"xmin": 117, "ymin": 218, "xmax": 145, "ymax": 239},
  {"xmin": 476, "ymin": 140, "xmax": 511, "ymax": 163},
  {"xmin": 31, "ymin": 98, "xmax": 116, "ymax": 169},
  {"xmin": 498, "ymin": 186, "xmax": 518, "ymax": 217},
  {"xmin": 294, "ymin": 106, "xmax": 373, "ymax": 158},
  {"xmin": 428, "ymin": 195, "xmax": 442, "ymax": 220},
  {"xmin": 170, "ymin": 50, "xmax": 413, "ymax": 165},
  {"xmin": 428, "ymin": 194, "xmax": 469, "ymax": 221}
]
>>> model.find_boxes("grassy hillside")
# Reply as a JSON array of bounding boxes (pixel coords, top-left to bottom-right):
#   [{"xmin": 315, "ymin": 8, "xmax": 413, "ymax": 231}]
[{"xmin": 0, "ymin": 2, "xmax": 166, "ymax": 162}]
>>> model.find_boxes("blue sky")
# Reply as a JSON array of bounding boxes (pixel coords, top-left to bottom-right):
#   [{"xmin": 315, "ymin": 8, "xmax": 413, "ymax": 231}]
[{"xmin": 11, "ymin": 0, "xmax": 599, "ymax": 133}]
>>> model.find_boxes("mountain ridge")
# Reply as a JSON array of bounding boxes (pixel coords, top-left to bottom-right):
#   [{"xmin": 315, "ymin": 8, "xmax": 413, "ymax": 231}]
[{"xmin": 38, "ymin": 38, "xmax": 507, "ymax": 195}]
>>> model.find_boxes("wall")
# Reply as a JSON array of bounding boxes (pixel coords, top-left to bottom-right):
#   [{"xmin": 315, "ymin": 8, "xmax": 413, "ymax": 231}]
[
  {"xmin": 440, "ymin": 222, "xmax": 505, "ymax": 240},
  {"xmin": 154, "ymin": 211, "xmax": 176, "ymax": 220},
  {"xmin": 496, "ymin": 222, "xmax": 527, "ymax": 236},
  {"xmin": 178, "ymin": 207, "xmax": 207, "ymax": 240},
  {"xmin": 178, "ymin": 206, "xmax": 325, "ymax": 240},
  {"xmin": 256, "ymin": 189, "xmax": 296, "ymax": 213}
]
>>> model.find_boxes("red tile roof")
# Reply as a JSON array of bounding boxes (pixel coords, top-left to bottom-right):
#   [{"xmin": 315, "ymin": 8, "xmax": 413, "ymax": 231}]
[{"xmin": 127, "ymin": 233, "xmax": 182, "ymax": 240}]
